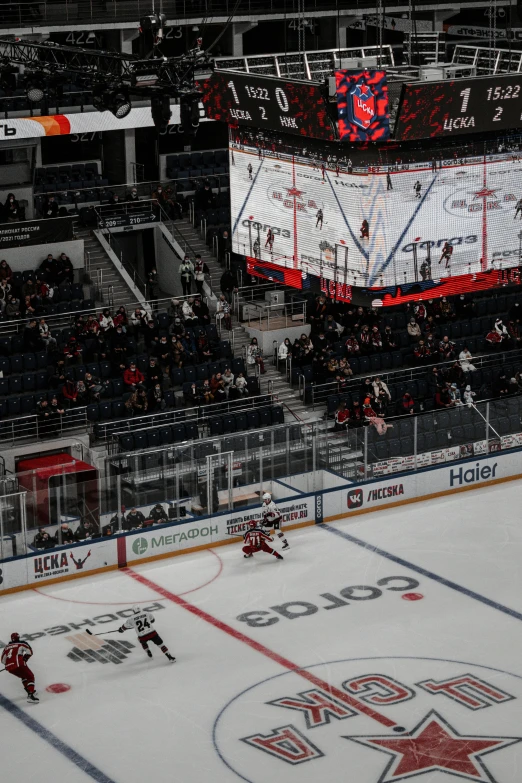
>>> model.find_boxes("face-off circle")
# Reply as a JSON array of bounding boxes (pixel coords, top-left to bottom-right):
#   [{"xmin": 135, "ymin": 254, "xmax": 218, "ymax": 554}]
[
  {"xmin": 213, "ymin": 656, "xmax": 522, "ymax": 783},
  {"xmin": 46, "ymin": 683, "xmax": 71, "ymax": 694}
]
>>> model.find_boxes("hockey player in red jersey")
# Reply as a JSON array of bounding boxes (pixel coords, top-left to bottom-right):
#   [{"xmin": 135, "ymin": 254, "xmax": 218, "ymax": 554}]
[
  {"xmin": 243, "ymin": 521, "xmax": 283, "ymax": 560},
  {"xmin": 1, "ymin": 633, "xmax": 39, "ymax": 703}
]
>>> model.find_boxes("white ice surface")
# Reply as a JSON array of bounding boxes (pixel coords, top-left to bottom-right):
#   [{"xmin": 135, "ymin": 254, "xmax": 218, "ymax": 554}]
[{"xmin": 2, "ymin": 481, "xmax": 522, "ymax": 783}]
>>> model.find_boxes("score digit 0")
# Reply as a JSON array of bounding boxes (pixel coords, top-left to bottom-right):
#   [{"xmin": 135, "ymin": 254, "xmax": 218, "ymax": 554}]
[{"xmin": 275, "ymin": 87, "xmax": 289, "ymax": 112}]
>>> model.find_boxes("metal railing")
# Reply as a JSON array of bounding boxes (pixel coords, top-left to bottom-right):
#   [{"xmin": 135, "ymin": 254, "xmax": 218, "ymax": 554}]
[
  {"xmin": 0, "ymin": 0, "xmax": 492, "ymax": 29},
  {"xmin": 0, "ymin": 406, "xmax": 89, "ymax": 446},
  {"xmin": 310, "ymin": 347, "xmax": 522, "ymax": 409},
  {"xmin": 243, "ymin": 298, "xmax": 307, "ymax": 330}
]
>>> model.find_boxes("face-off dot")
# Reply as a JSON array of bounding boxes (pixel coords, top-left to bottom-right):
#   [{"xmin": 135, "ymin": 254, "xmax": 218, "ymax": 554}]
[
  {"xmin": 46, "ymin": 683, "xmax": 71, "ymax": 694},
  {"xmin": 393, "ymin": 726, "xmax": 407, "ymax": 732},
  {"xmin": 402, "ymin": 592, "xmax": 424, "ymax": 601}
]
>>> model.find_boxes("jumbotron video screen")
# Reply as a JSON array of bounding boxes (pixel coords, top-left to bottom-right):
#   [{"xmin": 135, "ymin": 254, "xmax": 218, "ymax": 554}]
[{"xmin": 229, "ymin": 141, "xmax": 522, "ymax": 297}]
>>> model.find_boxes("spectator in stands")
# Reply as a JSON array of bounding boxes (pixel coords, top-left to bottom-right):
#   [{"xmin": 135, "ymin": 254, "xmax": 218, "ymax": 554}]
[
  {"xmin": 146, "ymin": 357, "xmax": 162, "ymax": 389},
  {"xmin": 400, "ymin": 392, "xmax": 415, "ymax": 415},
  {"xmin": 459, "ymin": 346, "xmax": 477, "ymax": 375},
  {"xmin": 49, "ymin": 395, "xmax": 65, "ymax": 418},
  {"xmin": 182, "ymin": 297, "xmax": 198, "ymax": 327},
  {"xmin": 220, "ymin": 268, "xmax": 237, "ymax": 303},
  {"xmin": 75, "ymin": 519, "xmax": 98, "ymax": 540},
  {"xmin": 23, "ymin": 318, "xmax": 43, "ymax": 352},
  {"xmin": 438, "ymin": 335, "xmax": 456, "ymax": 360},
  {"xmin": 153, "ymin": 336, "xmax": 172, "ymax": 369},
  {"xmin": 370, "ymin": 325, "xmax": 383, "ymax": 352},
  {"xmin": 57, "ymin": 252, "xmax": 74, "ymax": 285},
  {"xmin": 21, "ymin": 277, "xmax": 36, "ymax": 301},
  {"xmin": 423, "ymin": 315, "xmax": 439, "ymax": 337},
  {"xmin": 124, "ymin": 508, "xmax": 146, "ymax": 530},
  {"xmin": 463, "ymin": 385, "xmax": 476, "ymax": 405},
  {"xmin": 149, "ymin": 383, "xmax": 166, "ymax": 411},
  {"xmin": 407, "ymin": 317, "xmax": 422, "ymax": 342},
  {"xmin": 74, "ymin": 379, "xmax": 88, "ymax": 405},
  {"xmin": 147, "ymin": 267, "xmax": 160, "ymax": 303},
  {"xmin": 493, "ymin": 372, "xmax": 511, "ymax": 398},
  {"xmin": 363, "ymin": 397, "xmax": 388, "ymax": 435},
  {"xmin": 278, "ymin": 338, "xmax": 291, "ymax": 364},
  {"xmin": 98, "ymin": 308, "xmax": 114, "ymax": 333},
  {"xmin": 448, "ymin": 383, "xmax": 462, "ymax": 405},
  {"xmin": 34, "ymin": 276, "xmax": 53, "ymax": 306},
  {"xmin": 213, "ymin": 380, "xmax": 227, "ymax": 404},
  {"xmin": 199, "ymin": 378, "xmax": 214, "ymax": 405},
  {"xmin": 235, "ymin": 372, "xmax": 248, "ymax": 396},
  {"xmin": 180, "ymin": 256, "xmax": 194, "ymax": 296},
  {"xmin": 425, "ymin": 333, "xmax": 437, "ymax": 353},
  {"xmin": 456, "ymin": 294, "xmax": 473, "ymax": 320},
  {"xmin": 32, "ymin": 527, "xmax": 54, "ymax": 549},
  {"xmin": 5, "ymin": 295, "xmax": 21, "ymax": 319},
  {"xmin": 193, "ymin": 296, "xmax": 210, "ymax": 326},
  {"xmin": 339, "ymin": 359, "xmax": 353, "ymax": 378},
  {"xmin": 36, "ymin": 398, "xmax": 60, "ymax": 436},
  {"xmin": 125, "ymin": 186, "xmax": 140, "ymax": 205},
  {"xmin": 124, "ymin": 361, "xmax": 145, "ymax": 390},
  {"xmin": 440, "ymin": 297, "xmax": 456, "ymax": 322},
  {"xmin": 84, "ymin": 372, "xmax": 104, "ymax": 402},
  {"xmin": 113, "ymin": 306, "xmax": 128, "ymax": 330},
  {"xmin": 434, "ymin": 385, "xmax": 453, "ymax": 408},
  {"xmin": 309, "ymin": 295, "xmax": 328, "ymax": 332},
  {"xmin": 374, "ymin": 390, "xmax": 389, "ymax": 417},
  {"xmin": 358, "ymin": 324, "xmax": 372, "ymax": 354},
  {"xmin": 334, "ymin": 401, "xmax": 350, "ymax": 431},
  {"xmin": 0, "ymin": 279, "xmax": 10, "ymax": 311},
  {"xmin": 21, "ymin": 294, "xmax": 36, "ymax": 318},
  {"xmin": 111, "ymin": 325, "xmax": 130, "ymax": 361},
  {"xmin": 360, "ymin": 377, "xmax": 374, "ymax": 403},
  {"xmin": 247, "ymin": 337, "xmax": 265, "ymax": 374},
  {"xmin": 216, "ymin": 294, "xmax": 231, "ymax": 330},
  {"xmin": 63, "ymin": 336, "xmax": 82, "ymax": 365},
  {"xmin": 0, "ymin": 259, "xmax": 12, "ymax": 282},
  {"xmin": 372, "ymin": 376, "xmax": 391, "ymax": 402},
  {"xmin": 194, "ymin": 181, "xmax": 214, "ymax": 212},
  {"xmin": 55, "ymin": 524, "xmax": 75, "ymax": 545},
  {"xmin": 222, "ymin": 368, "xmax": 235, "ymax": 397},
  {"xmin": 382, "ymin": 325, "xmax": 397, "ymax": 351},
  {"xmin": 194, "ymin": 255, "xmax": 209, "ymax": 296},
  {"xmin": 349, "ymin": 400, "xmax": 363, "ymax": 428},
  {"xmin": 43, "ymin": 194, "xmax": 58, "ymax": 219},
  {"xmin": 324, "ymin": 314, "xmax": 339, "ymax": 342},
  {"xmin": 4, "ymin": 193, "xmax": 20, "ymax": 222},
  {"xmin": 129, "ymin": 307, "xmax": 149, "ymax": 334},
  {"xmin": 413, "ymin": 339, "xmax": 431, "ymax": 364},
  {"xmin": 184, "ymin": 382, "xmax": 200, "ymax": 407}
]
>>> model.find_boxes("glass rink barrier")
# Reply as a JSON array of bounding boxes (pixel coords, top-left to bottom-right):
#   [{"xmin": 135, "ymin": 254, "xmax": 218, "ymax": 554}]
[{"xmin": 1, "ymin": 398, "xmax": 522, "ymax": 564}]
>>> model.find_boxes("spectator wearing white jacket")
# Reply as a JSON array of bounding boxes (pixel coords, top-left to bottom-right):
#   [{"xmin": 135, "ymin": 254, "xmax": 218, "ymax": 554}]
[
  {"xmin": 278, "ymin": 338, "xmax": 291, "ymax": 362},
  {"xmin": 463, "ymin": 385, "xmax": 476, "ymax": 405},
  {"xmin": 372, "ymin": 376, "xmax": 391, "ymax": 401},
  {"xmin": 459, "ymin": 347, "xmax": 477, "ymax": 374}
]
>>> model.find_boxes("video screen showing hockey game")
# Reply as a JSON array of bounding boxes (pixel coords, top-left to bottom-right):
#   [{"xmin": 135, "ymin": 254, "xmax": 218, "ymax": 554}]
[{"xmin": 230, "ymin": 141, "xmax": 522, "ymax": 291}]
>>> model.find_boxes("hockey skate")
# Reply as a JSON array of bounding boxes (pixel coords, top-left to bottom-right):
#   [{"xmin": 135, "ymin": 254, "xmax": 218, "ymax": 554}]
[
  {"xmin": 145, "ymin": 649, "xmax": 153, "ymax": 658},
  {"xmin": 166, "ymin": 654, "xmax": 176, "ymax": 662},
  {"xmin": 26, "ymin": 692, "xmax": 39, "ymax": 703},
  {"xmin": 281, "ymin": 542, "xmax": 290, "ymax": 550},
  {"xmin": 243, "ymin": 553, "xmax": 253, "ymax": 558},
  {"xmin": 275, "ymin": 553, "xmax": 284, "ymax": 560}
]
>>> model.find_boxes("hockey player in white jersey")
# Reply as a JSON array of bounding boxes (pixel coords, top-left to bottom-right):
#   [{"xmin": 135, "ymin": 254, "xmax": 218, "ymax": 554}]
[
  {"xmin": 261, "ymin": 492, "xmax": 289, "ymax": 550},
  {"xmin": 119, "ymin": 606, "xmax": 175, "ymax": 662}
]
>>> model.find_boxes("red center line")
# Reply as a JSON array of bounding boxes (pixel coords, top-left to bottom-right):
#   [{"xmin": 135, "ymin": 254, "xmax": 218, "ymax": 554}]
[{"xmin": 124, "ymin": 567, "xmax": 397, "ymax": 730}]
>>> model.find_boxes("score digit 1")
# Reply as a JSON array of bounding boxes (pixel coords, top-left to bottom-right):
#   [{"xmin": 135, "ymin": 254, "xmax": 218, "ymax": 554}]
[
  {"xmin": 460, "ymin": 87, "xmax": 470, "ymax": 113},
  {"xmin": 227, "ymin": 80, "xmax": 240, "ymax": 104}
]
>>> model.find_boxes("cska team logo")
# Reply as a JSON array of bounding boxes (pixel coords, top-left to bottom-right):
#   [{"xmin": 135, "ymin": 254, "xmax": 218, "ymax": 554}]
[{"xmin": 349, "ymin": 84, "xmax": 376, "ymax": 130}]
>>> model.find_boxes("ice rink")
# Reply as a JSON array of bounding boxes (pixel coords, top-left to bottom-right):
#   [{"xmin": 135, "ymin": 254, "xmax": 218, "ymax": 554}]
[{"xmin": 2, "ymin": 480, "xmax": 522, "ymax": 783}]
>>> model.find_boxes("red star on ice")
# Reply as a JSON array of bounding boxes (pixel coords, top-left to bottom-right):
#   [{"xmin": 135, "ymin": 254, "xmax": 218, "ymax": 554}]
[
  {"xmin": 344, "ymin": 711, "xmax": 521, "ymax": 783},
  {"xmin": 473, "ymin": 187, "xmax": 497, "ymax": 200},
  {"xmin": 286, "ymin": 186, "xmax": 305, "ymax": 199}
]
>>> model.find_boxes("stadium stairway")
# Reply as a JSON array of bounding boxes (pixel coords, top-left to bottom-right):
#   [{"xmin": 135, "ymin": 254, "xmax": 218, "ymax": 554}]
[
  {"xmin": 73, "ymin": 220, "xmax": 141, "ymax": 308},
  {"xmin": 173, "ymin": 218, "xmax": 320, "ymax": 423}
]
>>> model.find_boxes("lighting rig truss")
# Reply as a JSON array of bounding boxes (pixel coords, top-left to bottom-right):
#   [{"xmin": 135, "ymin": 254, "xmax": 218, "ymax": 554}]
[{"xmin": 0, "ymin": 36, "xmax": 213, "ymax": 128}]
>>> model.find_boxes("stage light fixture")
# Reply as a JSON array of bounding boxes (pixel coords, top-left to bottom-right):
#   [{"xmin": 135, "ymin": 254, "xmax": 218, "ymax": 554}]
[
  {"xmin": 26, "ymin": 79, "xmax": 44, "ymax": 103},
  {"xmin": 151, "ymin": 93, "xmax": 172, "ymax": 132},
  {"xmin": 180, "ymin": 94, "xmax": 200, "ymax": 135},
  {"xmin": 92, "ymin": 84, "xmax": 132, "ymax": 118}
]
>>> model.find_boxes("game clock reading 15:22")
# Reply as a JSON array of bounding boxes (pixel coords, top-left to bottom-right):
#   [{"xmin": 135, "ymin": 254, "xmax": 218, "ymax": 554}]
[
  {"xmin": 199, "ymin": 70, "xmax": 335, "ymax": 141},
  {"xmin": 395, "ymin": 74, "xmax": 522, "ymax": 140}
]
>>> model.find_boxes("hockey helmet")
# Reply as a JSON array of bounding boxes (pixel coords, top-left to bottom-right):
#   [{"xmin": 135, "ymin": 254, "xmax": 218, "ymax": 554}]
[
  {"xmin": 132, "ymin": 605, "xmax": 141, "ymax": 614},
  {"xmin": 248, "ymin": 520, "xmax": 257, "ymax": 528},
  {"xmin": 10, "ymin": 632, "xmax": 20, "ymax": 642},
  {"xmin": 262, "ymin": 492, "xmax": 271, "ymax": 503}
]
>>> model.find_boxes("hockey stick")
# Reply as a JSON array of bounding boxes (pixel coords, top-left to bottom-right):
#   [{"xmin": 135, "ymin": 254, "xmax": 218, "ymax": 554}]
[
  {"xmin": 85, "ymin": 629, "xmax": 121, "ymax": 637},
  {"xmin": 0, "ymin": 668, "xmax": 5, "ymax": 673}
]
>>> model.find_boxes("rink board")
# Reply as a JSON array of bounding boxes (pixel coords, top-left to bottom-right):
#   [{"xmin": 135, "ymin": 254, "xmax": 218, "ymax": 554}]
[
  {"xmin": 229, "ymin": 143, "xmax": 522, "ymax": 287},
  {"xmin": 2, "ymin": 448, "xmax": 522, "ymax": 595}
]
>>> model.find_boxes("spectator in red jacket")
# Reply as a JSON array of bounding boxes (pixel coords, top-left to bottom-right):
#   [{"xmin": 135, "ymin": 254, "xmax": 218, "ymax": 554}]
[
  {"xmin": 401, "ymin": 392, "xmax": 415, "ymax": 415},
  {"xmin": 61, "ymin": 379, "xmax": 79, "ymax": 408},
  {"xmin": 123, "ymin": 362, "xmax": 145, "ymax": 389},
  {"xmin": 334, "ymin": 401, "xmax": 350, "ymax": 431}
]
